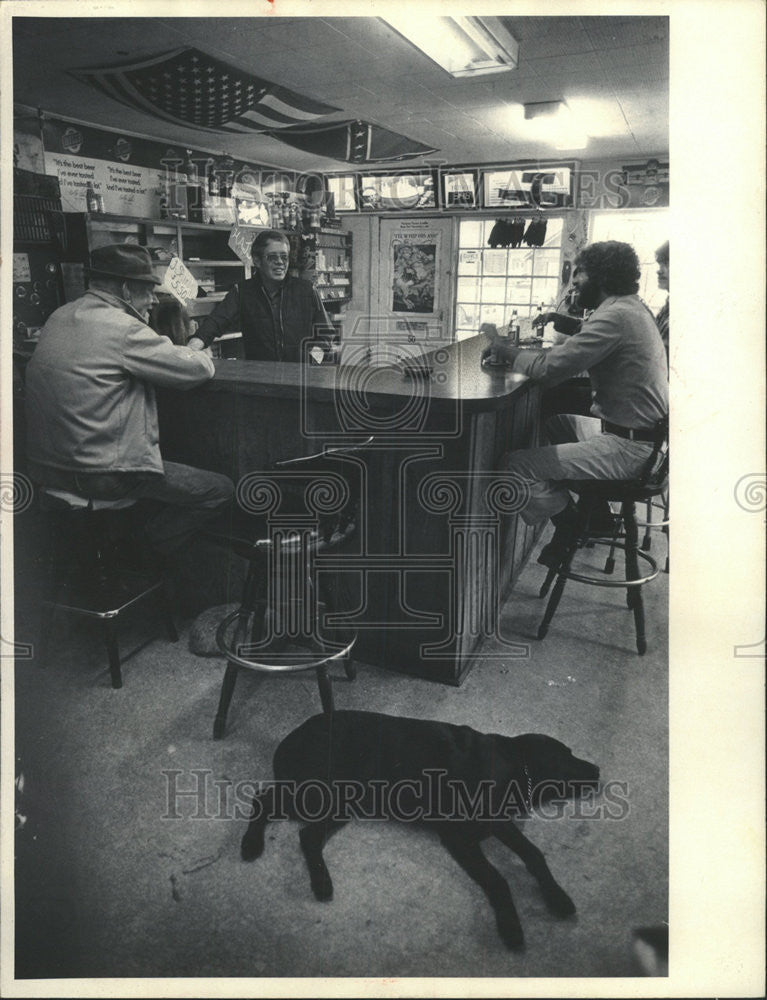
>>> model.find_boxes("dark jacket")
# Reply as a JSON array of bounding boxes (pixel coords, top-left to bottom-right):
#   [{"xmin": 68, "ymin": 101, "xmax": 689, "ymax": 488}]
[{"xmin": 196, "ymin": 273, "xmax": 333, "ymax": 362}]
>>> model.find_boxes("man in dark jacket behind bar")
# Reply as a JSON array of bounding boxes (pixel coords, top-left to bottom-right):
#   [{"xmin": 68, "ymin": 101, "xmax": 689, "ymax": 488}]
[{"xmin": 188, "ymin": 229, "xmax": 334, "ymax": 362}]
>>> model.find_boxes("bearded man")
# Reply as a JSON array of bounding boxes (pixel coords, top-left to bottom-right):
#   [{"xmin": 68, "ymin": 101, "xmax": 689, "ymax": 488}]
[{"xmin": 481, "ymin": 240, "xmax": 668, "ymax": 568}]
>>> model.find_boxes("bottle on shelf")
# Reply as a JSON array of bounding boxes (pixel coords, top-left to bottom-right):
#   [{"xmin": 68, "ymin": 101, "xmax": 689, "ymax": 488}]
[
  {"xmin": 185, "ymin": 151, "xmax": 204, "ymax": 223},
  {"xmin": 509, "ymin": 309, "xmax": 521, "ymax": 346},
  {"xmin": 86, "ymin": 184, "xmax": 101, "ymax": 214}
]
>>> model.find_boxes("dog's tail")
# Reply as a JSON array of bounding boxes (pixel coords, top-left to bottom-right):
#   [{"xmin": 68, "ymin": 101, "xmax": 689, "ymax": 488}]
[{"xmin": 241, "ymin": 784, "xmax": 278, "ymax": 862}]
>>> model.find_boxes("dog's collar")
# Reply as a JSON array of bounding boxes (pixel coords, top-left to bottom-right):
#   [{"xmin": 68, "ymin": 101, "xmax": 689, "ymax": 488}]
[{"xmin": 523, "ymin": 760, "xmax": 533, "ymax": 811}]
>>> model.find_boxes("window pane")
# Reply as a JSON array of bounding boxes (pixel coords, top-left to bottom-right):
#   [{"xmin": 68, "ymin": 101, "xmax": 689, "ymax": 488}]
[
  {"xmin": 542, "ymin": 218, "xmax": 563, "ymax": 247},
  {"xmin": 481, "ymin": 219, "xmax": 500, "ymax": 245},
  {"xmin": 481, "ymin": 277, "xmax": 507, "ymax": 302},
  {"xmin": 457, "ymin": 249, "xmax": 481, "ymax": 275},
  {"xmin": 532, "ymin": 249, "xmax": 561, "ymax": 277},
  {"xmin": 482, "ymin": 249, "xmax": 508, "ymax": 275},
  {"xmin": 507, "ymin": 277, "xmax": 532, "ymax": 301},
  {"xmin": 459, "ymin": 220, "xmax": 483, "ymax": 247},
  {"xmin": 456, "ymin": 303, "xmax": 479, "ymax": 328},
  {"xmin": 456, "ymin": 277, "xmax": 480, "ymax": 302},
  {"xmin": 508, "ymin": 252, "xmax": 533, "ymax": 276},
  {"xmin": 479, "ymin": 304, "xmax": 506, "ymax": 327},
  {"xmin": 590, "ymin": 209, "xmax": 669, "ymax": 311},
  {"xmin": 456, "ymin": 218, "xmax": 565, "ymax": 342},
  {"xmin": 531, "ymin": 277, "xmax": 560, "ymax": 305}
]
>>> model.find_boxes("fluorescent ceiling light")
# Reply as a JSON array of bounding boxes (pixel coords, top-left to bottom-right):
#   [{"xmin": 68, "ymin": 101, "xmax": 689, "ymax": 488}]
[
  {"xmin": 382, "ymin": 15, "xmax": 519, "ymax": 77},
  {"xmin": 523, "ymin": 100, "xmax": 589, "ymax": 150}
]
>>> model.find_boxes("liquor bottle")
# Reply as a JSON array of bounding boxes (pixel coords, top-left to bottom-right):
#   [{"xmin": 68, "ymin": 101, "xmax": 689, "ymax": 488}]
[
  {"xmin": 509, "ymin": 309, "xmax": 520, "ymax": 346},
  {"xmin": 185, "ymin": 151, "xmax": 204, "ymax": 223},
  {"xmin": 533, "ymin": 301, "xmax": 546, "ymax": 338},
  {"xmin": 86, "ymin": 184, "xmax": 100, "ymax": 214}
]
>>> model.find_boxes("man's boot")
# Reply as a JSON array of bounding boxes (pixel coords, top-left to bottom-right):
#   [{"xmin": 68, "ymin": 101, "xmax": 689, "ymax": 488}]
[{"xmin": 537, "ymin": 500, "xmax": 579, "ymax": 570}]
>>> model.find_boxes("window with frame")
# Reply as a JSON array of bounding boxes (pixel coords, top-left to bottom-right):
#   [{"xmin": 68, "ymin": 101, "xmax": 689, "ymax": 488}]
[
  {"xmin": 589, "ymin": 209, "xmax": 670, "ymax": 313},
  {"xmin": 455, "ymin": 217, "xmax": 564, "ymax": 340}
]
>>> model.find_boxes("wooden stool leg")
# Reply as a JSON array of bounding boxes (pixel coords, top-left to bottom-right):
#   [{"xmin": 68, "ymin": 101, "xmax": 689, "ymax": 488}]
[
  {"xmin": 538, "ymin": 570, "xmax": 570, "ymax": 639},
  {"xmin": 603, "ymin": 520, "xmax": 621, "ymax": 574},
  {"xmin": 538, "ymin": 566, "xmax": 557, "ymax": 598},
  {"xmin": 537, "ymin": 532, "xmax": 580, "ymax": 639},
  {"xmin": 641, "ymin": 498, "xmax": 653, "ymax": 551},
  {"xmin": 213, "ymin": 662, "xmax": 240, "ymax": 740},
  {"xmin": 315, "ymin": 663, "xmax": 334, "ymax": 714},
  {"xmin": 622, "ymin": 503, "xmax": 647, "ymax": 654},
  {"xmin": 103, "ymin": 618, "xmax": 123, "ymax": 689}
]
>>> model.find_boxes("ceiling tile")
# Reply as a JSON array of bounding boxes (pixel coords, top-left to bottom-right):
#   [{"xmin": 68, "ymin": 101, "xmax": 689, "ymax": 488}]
[{"xmin": 12, "ymin": 14, "xmax": 668, "ymax": 171}]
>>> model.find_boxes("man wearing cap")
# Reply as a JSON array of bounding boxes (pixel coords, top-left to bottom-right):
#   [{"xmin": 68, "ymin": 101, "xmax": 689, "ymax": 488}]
[
  {"xmin": 25, "ymin": 243, "xmax": 234, "ymax": 561},
  {"xmin": 187, "ymin": 229, "xmax": 335, "ymax": 362}
]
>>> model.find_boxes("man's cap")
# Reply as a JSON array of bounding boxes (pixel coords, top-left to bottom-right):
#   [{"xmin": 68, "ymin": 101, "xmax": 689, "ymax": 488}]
[{"xmin": 87, "ymin": 244, "xmax": 162, "ymax": 285}]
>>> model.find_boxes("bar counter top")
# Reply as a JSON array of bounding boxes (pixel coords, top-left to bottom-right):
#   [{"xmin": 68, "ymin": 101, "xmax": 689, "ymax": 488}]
[
  {"xmin": 159, "ymin": 331, "xmax": 543, "ymax": 685},
  {"xmin": 201, "ymin": 333, "xmax": 532, "ymax": 413}
]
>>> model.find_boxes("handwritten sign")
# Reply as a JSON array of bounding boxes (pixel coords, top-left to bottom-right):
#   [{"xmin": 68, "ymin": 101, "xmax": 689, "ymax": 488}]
[
  {"xmin": 228, "ymin": 222, "xmax": 257, "ymax": 265},
  {"xmin": 158, "ymin": 257, "xmax": 198, "ymax": 304}
]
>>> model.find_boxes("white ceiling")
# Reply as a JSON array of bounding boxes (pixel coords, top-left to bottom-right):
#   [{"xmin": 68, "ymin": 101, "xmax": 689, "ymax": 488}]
[{"xmin": 12, "ymin": 14, "xmax": 669, "ymax": 171}]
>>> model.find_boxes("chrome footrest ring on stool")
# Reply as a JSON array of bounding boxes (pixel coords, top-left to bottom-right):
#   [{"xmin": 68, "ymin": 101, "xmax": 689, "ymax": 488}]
[
  {"xmin": 564, "ymin": 541, "xmax": 658, "ymax": 588},
  {"xmin": 215, "ymin": 608, "xmax": 357, "ymax": 673}
]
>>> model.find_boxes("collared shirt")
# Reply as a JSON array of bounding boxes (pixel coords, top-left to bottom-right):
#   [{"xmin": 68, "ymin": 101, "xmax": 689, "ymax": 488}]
[
  {"xmin": 25, "ymin": 288, "xmax": 215, "ymax": 475},
  {"xmin": 511, "ymin": 293, "xmax": 668, "ymax": 429}
]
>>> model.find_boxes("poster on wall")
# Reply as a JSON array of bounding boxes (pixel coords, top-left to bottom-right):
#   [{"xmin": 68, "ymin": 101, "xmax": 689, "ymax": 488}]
[
  {"xmin": 482, "ymin": 162, "xmax": 576, "ymax": 208},
  {"xmin": 389, "ymin": 223, "xmax": 441, "ymax": 314},
  {"xmin": 440, "ymin": 169, "xmax": 478, "ymax": 208},
  {"xmin": 39, "ymin": 115, "xmax": 286, "ymax": 220},
  {"xmin": 361, "ymin": 171, "xmax": 436, "ymax": 211},
  {"xmin": 620, "ymin": 158, "xmax": 669, "ymax": 207}
]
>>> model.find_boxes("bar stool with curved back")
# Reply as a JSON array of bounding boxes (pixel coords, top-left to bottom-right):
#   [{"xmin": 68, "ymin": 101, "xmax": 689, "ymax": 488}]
[
  {"xmin": 537, "ymin": 417, "xmax": 669, "ymax": 655},
  {"xmin": 38, "ymin": 488, "xmax": 178, "ymax": 688},
  {"xmin": 209, "ymin": 438, "xmax": 373, "ymax": 739}
]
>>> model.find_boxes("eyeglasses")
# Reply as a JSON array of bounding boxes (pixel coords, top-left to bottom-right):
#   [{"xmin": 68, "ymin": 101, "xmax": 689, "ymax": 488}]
[{"xmin": 263, "ymin": 253, "xmax": 289, "ymax": 264}]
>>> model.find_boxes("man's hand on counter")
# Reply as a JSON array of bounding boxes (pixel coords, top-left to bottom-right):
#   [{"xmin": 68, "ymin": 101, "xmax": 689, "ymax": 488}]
[
  {"xmin": 480, "ymin": 337, "xmax": 522, "ymax": 367},
  {"xmin": 186, "ymin": 336, "xmax": 206, "ymax": 351}
]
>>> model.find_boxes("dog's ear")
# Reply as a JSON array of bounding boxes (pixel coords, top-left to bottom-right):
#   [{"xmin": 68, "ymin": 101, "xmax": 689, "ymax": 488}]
[{"xmin": 516, "ymin": 733, "xmax": 572, "ymax": 756}]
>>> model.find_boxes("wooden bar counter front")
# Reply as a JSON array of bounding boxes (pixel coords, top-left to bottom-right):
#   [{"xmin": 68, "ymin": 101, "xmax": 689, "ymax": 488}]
[{"xmin": 159, "ymin": 334, "xmax": 542, "ymax": 685}]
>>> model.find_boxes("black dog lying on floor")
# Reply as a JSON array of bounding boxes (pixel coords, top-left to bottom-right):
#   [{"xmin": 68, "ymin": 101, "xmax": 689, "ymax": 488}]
[{"xmin": 241, "ymin": 710, "xmax": 600, "ymax": 950}]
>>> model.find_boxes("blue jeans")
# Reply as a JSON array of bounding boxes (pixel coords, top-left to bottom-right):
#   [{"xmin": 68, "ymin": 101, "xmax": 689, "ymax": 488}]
[
  {"xmin": 32, "ymin": 460, "xmax": 234, "ymax": 554},
  {"xmin": 507, "ymin": 414, "xmax": 654, "ymax": 524}
]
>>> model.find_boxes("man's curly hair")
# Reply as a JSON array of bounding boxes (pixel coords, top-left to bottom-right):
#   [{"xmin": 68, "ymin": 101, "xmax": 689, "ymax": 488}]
[{"xmin": 575, "ymin": 241, "xmax": 641, "ymax": 296}]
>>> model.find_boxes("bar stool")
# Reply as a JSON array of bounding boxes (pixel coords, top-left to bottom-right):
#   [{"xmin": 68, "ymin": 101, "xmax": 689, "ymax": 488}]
[
  {"xmin": 537, "ymin": 421, "xmax": 668, "ymax": 655},
  {"xmin": 39, "ymin": 488, "xmax": 178, "ymax": 688},
  {"xmin": 208, "ymin": 439, "xmax": 372, "ymax": 739},
  {"xmin": 604, "ymin": 491, "xmax": 669, "ymax": 575}
]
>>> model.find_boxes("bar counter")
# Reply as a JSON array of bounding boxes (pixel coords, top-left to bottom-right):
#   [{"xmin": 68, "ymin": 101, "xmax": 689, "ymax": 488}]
[{"xmin": 159, "ymin": 334, "xmax": 542, "ymax": 684}]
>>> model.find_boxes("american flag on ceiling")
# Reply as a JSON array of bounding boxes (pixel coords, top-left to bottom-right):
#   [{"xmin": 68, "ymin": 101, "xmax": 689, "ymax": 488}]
[
  {"xmin": 71, "ymin": 48, "xmax": 339, "ymax": 133},
  {"xmin": 266, "ymin": 120, "xmax": 439, "ymax": 163}
]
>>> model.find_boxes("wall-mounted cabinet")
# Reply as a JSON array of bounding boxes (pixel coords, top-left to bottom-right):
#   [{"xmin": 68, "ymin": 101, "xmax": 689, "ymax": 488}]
[
  {"xmin": 58, "ymin": 213, "xmax": 250, "ymax": 325},
  {"xmin": 301, "ymin": 229, "xmax": 352, "ymax": 306}
]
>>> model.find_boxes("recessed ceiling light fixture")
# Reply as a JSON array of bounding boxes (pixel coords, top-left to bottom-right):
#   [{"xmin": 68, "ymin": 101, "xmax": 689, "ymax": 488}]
[
  {"xmin": 523, "ymin": 100, "xmax": 589, "ymax": 150},
  {"xmin": 382, "ymin": 15, "xmax": 519, "ymax": 77}
]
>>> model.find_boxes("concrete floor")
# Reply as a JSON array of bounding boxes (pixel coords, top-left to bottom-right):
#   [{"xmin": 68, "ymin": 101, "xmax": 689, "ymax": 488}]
[{"xmin": 12, "ymin": 525, "xmax": 668, "ymax": 984}]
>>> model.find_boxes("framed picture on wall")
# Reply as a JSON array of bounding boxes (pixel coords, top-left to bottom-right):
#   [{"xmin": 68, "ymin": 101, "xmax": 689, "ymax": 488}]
[
  {"xmin": 481, "ymin": 162, "xmax": 577, "ymax": 209},
  {"xmin": 325, "ymin": 174, "xmax": 359, "ymax": 212},
  {"xmin": 440, "ymin": 169, "xmax": 479, "ymax": 209},
  {"xmin": 359, "ymin": 171, "xmax": 437, "ymax": 211}
]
